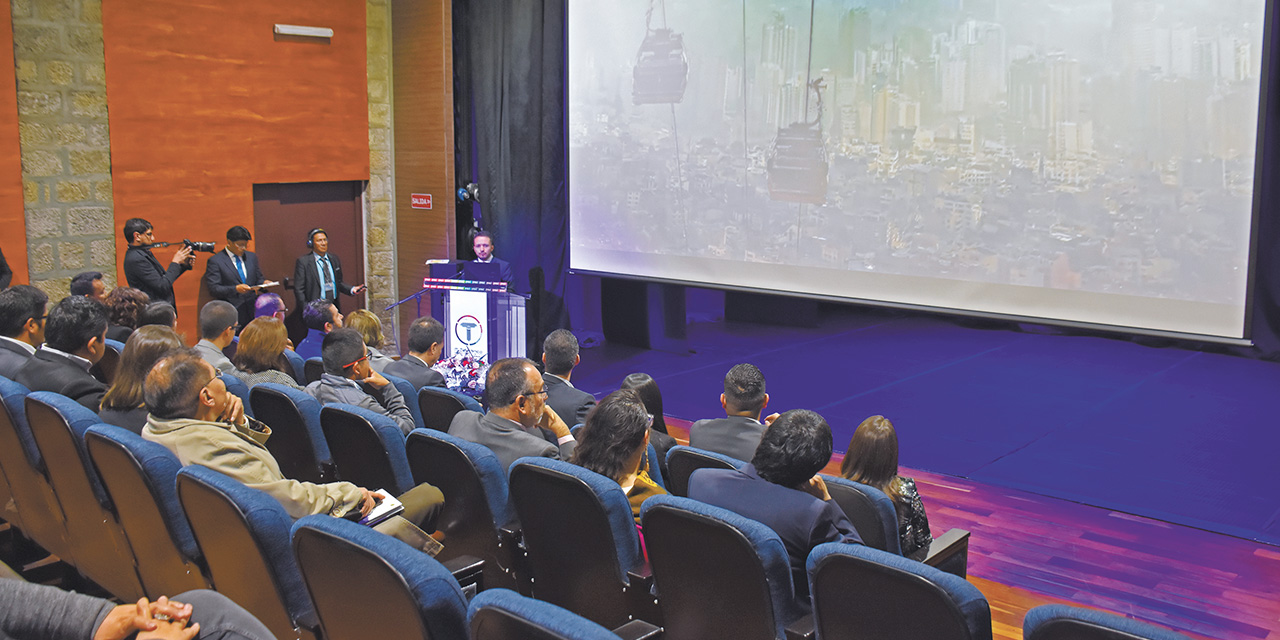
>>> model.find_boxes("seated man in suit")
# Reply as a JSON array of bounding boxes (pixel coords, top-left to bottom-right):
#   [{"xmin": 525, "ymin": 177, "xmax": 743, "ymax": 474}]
[
  {"xmin": 294, "ymin": 299, "xmax": 342, "ymax": 361},
  {"xmin": 689, "ymin": 363, "xmax": 779, "ymax": 462},
  {"xmin": 541, "ymin": 329, "xmax": 595, "ymax": 426},
  {"xmin": 0, "ymin": 285, "xmax": 47, "ymax": 379},
  {"xmin": 449, "ymin": 357, "xmax": 575, "ymax": 472},
  {"xmin": 69, "ymin": 271, "xmax": 106, "ymax": 303},
  {"xmin": 143, "ymin": 350, "xmax": 444, "ymax": 553},
  {"xmin": 194, "ymin": 300, "xmax": 237, "ymax": 374},
  {"xmin": 204, "ymin": 225, "xmax": 266, "ymax": 330},
  {"xmin": 253, "ymin": 293, "xmax": 287, "ymax": 321},
  {"xmin": 688, "ymin": 409, "xmax": 863, "ymax": 597},
  {"xmin": 383, "ymin": 316, "xmax": 446, "ymax": 389},
  {"xmin": 305, "ymin": 329, "xmax": 416, "ymax": 436},
  {"xmin": 14, "ymin": 295, "xmax": 109, "ymax": 411}
]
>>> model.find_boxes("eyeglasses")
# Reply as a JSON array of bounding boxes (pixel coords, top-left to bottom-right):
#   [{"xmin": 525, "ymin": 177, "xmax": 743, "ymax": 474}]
[
  {"xmin": 342, "ymin": 353, "xmax": 370, "ymax": 369},
  {"xmin": 521, "ymin": 388, "xmax": 549, "ymax": 399}
]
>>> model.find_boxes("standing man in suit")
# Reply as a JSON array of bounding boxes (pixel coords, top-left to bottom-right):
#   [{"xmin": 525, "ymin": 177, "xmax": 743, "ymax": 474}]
[
  {"xmin": 14, "ymin": 295, "xmax": 109, "ymax": 411},
  {"xmin": 0, "ymin": 285, "xmax": 47, "ymax": 379},
  {"xmin": 293, "ymin": 228, "xmax": 366, "ymax": 311},
  {"xmin": 0, "ymin": 245, "xmax": 11, "ymax": 289},
  {"xmin": 449, "ymin": 357, "xmax": 576, "ymax": 472},
  {"xmin": 541, "ymin": 329, "xmax": 596, "ymax": 426},
  {"xmin": 689, "ymin": 363, "xmax": 780, "ymax": 462},
  {"xmin": 205, "ymin": 225, "xmax": 265, "ymax": 330},
  {"xmin": 123, "ymin": 217, "xmax": 193, "ymax": 306},
  {"xmin": 384, "ymin": 316, "xmax": 446, "ymax": 389},
  {"xmin": 470, "ymin": 230, "xmax": 513, "ymax": 283}
]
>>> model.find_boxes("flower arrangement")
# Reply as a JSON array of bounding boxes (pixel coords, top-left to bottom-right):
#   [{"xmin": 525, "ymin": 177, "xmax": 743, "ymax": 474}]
[{"xmin": 433, "ymin": 348, "xmax": 488, "ymax": 400}]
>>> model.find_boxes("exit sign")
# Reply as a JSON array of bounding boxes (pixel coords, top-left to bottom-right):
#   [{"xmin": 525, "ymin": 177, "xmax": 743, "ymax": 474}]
[{"xmin": 411, "ymin": 193, "xmax": 432, "ymax": 209}]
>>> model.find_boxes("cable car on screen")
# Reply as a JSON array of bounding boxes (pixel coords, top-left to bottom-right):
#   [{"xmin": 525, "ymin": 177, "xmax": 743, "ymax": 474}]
[
  {"xmin": 768, "ymin": 79, "xmax": 828, "ymax": 204},
  {"xmin": 632, "ymin": 28, "xmax": 689, "ymax": 105}
]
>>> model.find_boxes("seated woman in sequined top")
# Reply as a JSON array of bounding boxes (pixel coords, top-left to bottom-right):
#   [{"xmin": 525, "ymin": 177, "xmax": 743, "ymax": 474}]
[{"xmin": 840, "ymin": 415, "xmax": 933, "ymax": 560}]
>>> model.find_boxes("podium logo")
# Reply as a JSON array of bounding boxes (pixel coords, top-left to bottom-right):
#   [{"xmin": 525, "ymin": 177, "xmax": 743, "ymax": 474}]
[{"xmin": 455, "ymin": 315, "xmax": 484, "ymax": 346}]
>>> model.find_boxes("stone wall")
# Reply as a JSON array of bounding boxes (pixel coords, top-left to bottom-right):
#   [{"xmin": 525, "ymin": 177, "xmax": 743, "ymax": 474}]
[
  {"xmin": 13, "ymin": 0, "xmax": 113, "ymax": 300},
  {"xmin": 367, "ymin": 0, "xmax": 398, "ymax": 352}
]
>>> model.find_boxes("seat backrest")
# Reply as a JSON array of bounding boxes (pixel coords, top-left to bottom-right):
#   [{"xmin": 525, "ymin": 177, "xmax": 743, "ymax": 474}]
[
  {"xmin": 664, "ymin": 445, "xmax": 745, "ymax": 497},
  {"xmin": 291, "ymin": 514, "xmax": 468, "ymax": 640},
  {"xmin": 248, "ymin": 383, "xmax": 333, "ymax": 483},
  {"xmin": 303, "ymin": 357, "xmax": 324, "ymax": 384},
  {"xmin": 384, "ymin": 373, "xmax": 425, "ymax": 430},
  {"xmin": 0, "ymin": 376, "xmax": 72, "ymax": 562},
  {"xmin": 469, "ymin": 588, "xmax": 621, "ymax": 640},
  {"xmin": 319, "ymin": 404, "xmax": 414, "ymax": 495},
  {"xmin": 807, "ymin": 543, "xmax": 992, "ymax": 640},
  {"xmin": 92, "ymin": 340, "xmax": 123, "ymax": 386},
  {"xmin": 282, "ymin": 349, "xmax": 306, "ymax": 385},
  {"xmin": 25, "ymin": 392, "xmax": 144, "ymax": 601},
  {"xmin": 220, "ymin": 373, "xmax": 254, "ymax": 419},
  {"xmin": 85, "ymin": 425, "xmax": 208, "ymax": 597},
  {"xmin": 418, "ymin": 386, "xmax": 481, "ymax": 431},
  {"xmin": 508, "ymin": 457, "xmax": 642, "ymax": 629},
  {"xmin": 824, "ymin": 475, "xmax": 901, "ymax": 554},
  {"xmin": 644, "ymin": 441, "xmax": 665, "ymax": 490},
  {"xmin": 1022, "ymin": 605, "xmax": 1191, "ymax": 640},
  {"xmin": 176, "ymin": 465, "xmax": 316, "ymax": 640},
  {"xmin": 641, "ymin": 495, "xmax": 803, "ymax": 640}
]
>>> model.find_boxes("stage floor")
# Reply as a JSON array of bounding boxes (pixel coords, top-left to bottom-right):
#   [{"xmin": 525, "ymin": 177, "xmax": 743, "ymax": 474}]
[{"xmin": 571, "ymin": 308, "xmax": 1280, "ymax": 547}]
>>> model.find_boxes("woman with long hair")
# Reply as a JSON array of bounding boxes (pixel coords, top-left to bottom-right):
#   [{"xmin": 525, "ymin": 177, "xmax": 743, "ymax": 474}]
[
  {"xmin": 840, "ymin": 415, "xmax": 933, "ymax": 560},
  {"xmin": 619, "ymin": 372, "xmax": 677, "ymax": 479},
  {"xmin": 232, "ymin": 317, "xmax": 301, "ymax": 388},
  {"xmin": 344, "ymin": 309, "xmax": 394, "ymax": 372},
  {"xmin": 98, "ymin": 325, "xmax": 184, "ymax": 433},
  {"xmin": 570, "ymin": 389, "xmax": 667, "ymax": 521},
  {"xmin": 104, "ymin": 286, "xmax": 149, "ymax": 342}
]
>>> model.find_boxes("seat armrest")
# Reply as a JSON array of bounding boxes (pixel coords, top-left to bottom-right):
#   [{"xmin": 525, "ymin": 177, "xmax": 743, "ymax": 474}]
[
  {"xmin": 784, "ymin": 613, "xmax": 815, "ymax": 640},
  {"xmin": 923, "ymin": 528, "xmax": 970, "ymax": 578},
  {"xmin": 625, "ymin": 564, "xmax": 662, "ymax": 625},
  {"xmin": 443, "ymin": 554, "xmax": 485, "ymax": 592},
  {"xmin": 613, "ymin": 620, "xmax": 662, "ymax": 640}
]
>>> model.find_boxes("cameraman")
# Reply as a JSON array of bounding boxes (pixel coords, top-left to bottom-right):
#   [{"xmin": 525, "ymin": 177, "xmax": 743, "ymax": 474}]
[{"xmin": 123, "ymin": 218, "xmax": 193, "ymax": 306}]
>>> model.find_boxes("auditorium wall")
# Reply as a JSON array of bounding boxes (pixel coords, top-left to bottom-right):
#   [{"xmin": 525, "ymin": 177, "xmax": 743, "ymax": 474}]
[{"xmin": 0, "ymin": 0, "xmax": 25, "ymax": 285}]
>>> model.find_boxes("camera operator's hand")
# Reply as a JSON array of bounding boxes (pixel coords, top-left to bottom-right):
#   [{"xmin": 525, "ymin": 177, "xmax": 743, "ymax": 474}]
[{"xmin": 171, "ymin": 245, "xmax": 193, "ymax": 266}]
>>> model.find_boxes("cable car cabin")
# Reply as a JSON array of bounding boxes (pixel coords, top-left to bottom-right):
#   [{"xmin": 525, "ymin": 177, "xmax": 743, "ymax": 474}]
[
  {"xmin": 632, "ymin": 29, "xmax": 689, "ymax": 105},
  {"xmin": 767, "ymin": 123, "xmax": 828, "ymax": 204}
]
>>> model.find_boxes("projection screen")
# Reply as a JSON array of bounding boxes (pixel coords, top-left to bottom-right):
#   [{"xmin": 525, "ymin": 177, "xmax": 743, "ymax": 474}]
[{"xmin": 567, "ymin": 0, "xmax": 1268, "ymax": 339}]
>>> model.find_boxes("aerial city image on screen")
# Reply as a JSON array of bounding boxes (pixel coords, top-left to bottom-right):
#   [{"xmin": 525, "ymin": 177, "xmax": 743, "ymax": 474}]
[{"xmin": 569, "ymin": 0, "xmax": 1265, "ymax": 305}]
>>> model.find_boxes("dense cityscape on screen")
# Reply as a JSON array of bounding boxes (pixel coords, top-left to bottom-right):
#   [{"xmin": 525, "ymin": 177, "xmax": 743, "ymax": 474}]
[{"xmin": 569, "ymin": 0, "xmax": 1264, "ymax": 305}]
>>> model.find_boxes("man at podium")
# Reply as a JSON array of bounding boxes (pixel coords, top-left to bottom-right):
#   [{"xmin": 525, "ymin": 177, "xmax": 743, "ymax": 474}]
[{"xmin": 468, "ymin": 230, "xmax": 512, "ymax": 284}]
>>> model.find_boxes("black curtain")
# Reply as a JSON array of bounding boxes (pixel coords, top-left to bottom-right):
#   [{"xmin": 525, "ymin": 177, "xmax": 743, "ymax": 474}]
[{"xmin": 453, "ymin": 0, "xmax": 570, "ymax": 359}]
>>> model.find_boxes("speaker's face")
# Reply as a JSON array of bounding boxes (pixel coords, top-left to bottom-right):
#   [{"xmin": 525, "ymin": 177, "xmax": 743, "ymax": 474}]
[{"xmin": 473, "ymin": 235, "xmax": 493, "ymax": 260}]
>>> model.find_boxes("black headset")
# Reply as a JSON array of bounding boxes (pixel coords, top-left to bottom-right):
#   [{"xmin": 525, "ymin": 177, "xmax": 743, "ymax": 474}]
[{"xmin": 306, "ymin": 228, "xmax": 326, "ymax": 248}]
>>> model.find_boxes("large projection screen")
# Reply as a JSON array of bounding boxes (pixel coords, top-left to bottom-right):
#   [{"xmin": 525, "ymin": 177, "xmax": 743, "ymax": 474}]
[{"xmin": 568, "ymin": 0, "xmax": 1268, "ymax": 339}]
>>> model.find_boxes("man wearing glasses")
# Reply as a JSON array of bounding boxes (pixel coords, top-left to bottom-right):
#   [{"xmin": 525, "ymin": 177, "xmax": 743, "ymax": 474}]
[
  {"xmin": 304, "ymin": 328, "xmax": 416, "ymax": 435},
  {"xmin": 448, "ymin": 357, "xmax": 576, "ymax": 472},
  {"xmin": 0, "ymin": 285, "xmax": 48, "ymax": 379},
  {"xmin": 195, "ymin": 301, "xmax": 238, "ymax": 375}
]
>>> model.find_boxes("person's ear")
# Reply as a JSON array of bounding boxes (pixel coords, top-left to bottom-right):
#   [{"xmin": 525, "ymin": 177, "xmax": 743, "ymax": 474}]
[
  {"xmin": 23, "ymin": 317, "xmax": 39, "ymax": 335},
  {"xmin": 573, "ymin": 354, "xmax": 581, "ymax": 367},
  {"xmin": 761, "ymin": 393, "xmax": 769, "ymax": 410},
  {"xmin": 541, "ymin": 352, "xmax": 547, "ymax": 366},
  {"xmin": 720, "ymin": 393, "xmax": 727, "ymax": 411}
]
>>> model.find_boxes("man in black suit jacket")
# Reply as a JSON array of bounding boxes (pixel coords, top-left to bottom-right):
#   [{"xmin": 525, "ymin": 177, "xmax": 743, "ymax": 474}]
[
  {"xmin": 689, "ymin": 363, "xmax": 780, "ymax": 463},
  {"xmin": 541, "ymin": 329, "xmax": 596, "ymax": 426},
  {"xmin": 205, "ymin": 225, "xmax": 267, "ymax": 329},
  {"xmin": 470, "ymin": 230, "xmax": 514, "ymax": 284},
  {"xmin": 14, "ymin": 295, "xmax": 109, "ymax": 411},
  {"xmin": 293, "ymin": 228, "xmax": 366, "ymax": 311},
  {"xmin": 0, "ymin": 285, "xmax": 47, "ymax": 379},
  {"xmin": 384, "ymin": 316, "xmax": 447, "ymax": 390},
  {"xmin": 122, "ymin": 217, "xmax": 193, "ymax": 306},
  {"xmin": 0, "ymin": 244, "xmax": 11, "ymax": 290}
]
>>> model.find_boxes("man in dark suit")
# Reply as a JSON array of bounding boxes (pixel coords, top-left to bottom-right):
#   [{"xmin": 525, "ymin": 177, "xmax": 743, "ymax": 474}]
[
  {"xmin": 689, "ymin": 363, "xmax": 779, "ymax": 462},
  {"xmin": 122, "ymin": 217, "xmax": 193, "ymax": 306},
  {"xmin": 470, "ymin": 230, "xmax": 513, "ymax": 283},
  {"xmin": 69, "ymin": 271, "xmax": 106, "ymax": 302},
  {"xmin": 293, "ymin": 228, "xmax": 366, "ymax": 311},
  {"xmin": 688, "ymin": 409, "xmax": 863, "ymax": 598},
  {"xmin": 384, "ymin": 316, "xmax": 446, "ymax": 389},
  {"xmin": 14, "ymin": 295, "xmax": 110, "ymax": 411},
  {"xmin": 541, "ymin": 329, "xmax": 596, "ymax": 426},
  {"xmin": 205, "ymin": 225, "xmax": 266, "ymax": 329},
  {"xmin": 449, "ymin": 357, "xmax": 575, "ymax": 472},
  {"xmin": 0, "ymin": 245, "xmax": 11, "ymax": 290},
  {"xmin": 0, "ymin": 285, "xmax": 47, "ymax": 379}
]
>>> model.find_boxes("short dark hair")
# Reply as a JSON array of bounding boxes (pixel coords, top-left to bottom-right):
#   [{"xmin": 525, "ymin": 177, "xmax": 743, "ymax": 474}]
[
  {"xmin": 254, "ymin": 293, "xmax": 285, "ymax": 318},
  {"xmin": 303, "ymin": 299, "xmax": 336, "ymax": 331},
  {"xmin": 123, "ymin": 218, "xmax": 152, "ymax": 243},
  {"xmin": 472, "ymin": 229, "xmax": 493, "ymax": 244},
  {"xmin": 144, "ymin": 349, "xmax": 212, "ymax": 420},
  {"xmin": 570, "ymin": 389, "xmax": 650, "ymax": 482},
  {"xmin": 69, "ymin": 271, "xmax": 103, "ymax": 296},
  {"xmin": 226, "ymin": 225, "xmax": 252, "ymax": 242},
  {"xmin": 45, "ymin": 295, "xmax": 108, "ymax": 352},
  {"xmin": 0, "ymin": 285, "xmax": 48, "ymax": 338},
  {"xmin": 139, "ymin": 302, "xmax": 177, "ymax": 328},
  {"xmin": 485, "ymin": 357, "xmax": 535, "ymax": 408},
  {"xmin": 407, "ymin": 316, "xmax": 444, "ymax": 353},
  {"xmin": 321, "ymin": 328, "xmax": 367, "ymax": 376},
  {"xmin": 751, "ymin": 409, "xmax": 833, "ymax": 489},
  {"xmin": 199, "ymin": 300, "xmax": 238, "ymax": 339},
  {"xmin": 724, "ymin": 363, "xmax": 766, "ymax": 415},
  {"xmin": 542, "ymin": 329, "xmax": 579, "ymax": 376}
]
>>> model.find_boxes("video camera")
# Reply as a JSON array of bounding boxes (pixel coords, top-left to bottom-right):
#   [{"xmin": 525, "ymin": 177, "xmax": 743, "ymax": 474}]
[{"xmin": 182, "ymin": 239, "xmax": 217, "ymax": 253}]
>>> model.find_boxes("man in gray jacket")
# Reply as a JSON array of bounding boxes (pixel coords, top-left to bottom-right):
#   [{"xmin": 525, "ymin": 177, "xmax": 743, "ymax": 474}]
[
  {"xmin": 449, "ymin": 357, "xmax": 575, "ymax": 473},
  {"xmin": 305, "ymin": 328, "xmax": 416, "ymax": 435}
]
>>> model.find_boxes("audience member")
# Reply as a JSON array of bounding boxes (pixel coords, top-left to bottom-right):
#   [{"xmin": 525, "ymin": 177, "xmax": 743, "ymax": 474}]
[
  {"xmin": 383, "ymin": 316, "xmax": 446, "ymax": 389},
  {"xmin": 689, "ymin": 363, "xmax": 779, "ymax": 462},
  {"xmin": 305, "ymin": 328, "xmax": 415, "ymax": 435},
  {"xmin": 231, "ymin": 318, "xmax": 301, "ymax": 388},
  {"xmin": 15, "ymin": 295, "xmax": 109, "ymax": 411},
  {"xmin": 295, "ymin": 299, "xmax": 342, "ymax": 361},
  {"xmin": 570, "ymin": 389, "xmax": 666, "ymax": 522},
  {"xmin": 345, "ymin": 309, "xmax": 394, "ymax": 372},
  {"xmin": 143, "ymin": 350, "xmax": 444, "ymax": 553},
  {"xmin": 619, "ymin": 372, "xmax": 678, "ymax": 479},
  {"xmin": 70, "ymin": 270, "xmax": 107, "ymax": 303},
  {"xmin": 194, "ymin": 300, "xmax": 237, "ymax": 374},
  {"xmin": 104, "ymin": 286, "xmax": 150, "ymax": 343},
  {"xmin": 841, "ymin": 415, "xmax": 933, "ymax": 560},
  {"xmin": 449, "ymin": 357, "xmax": 575, "ymax": 472},
  {"xmin": 688, "ymin": 409, "xmax": 862, "ymax": 597},
  {"xmin": 98, "ymin": 326, "xmax": 185, "ymax": 433},
  {"xmin": 253, "ymin": 292, "xmax": 287, "ymax": 321},
  {"xmin": 0, "ymin": 285, "xmax": 47, "ymax": 379},
  {"xmin": 139, "ymin": 302, "xmax": 178, "ymax": 330},
  {"xmin": 541, "ymin": 329, "xmax": 596, "ymax": 426}
]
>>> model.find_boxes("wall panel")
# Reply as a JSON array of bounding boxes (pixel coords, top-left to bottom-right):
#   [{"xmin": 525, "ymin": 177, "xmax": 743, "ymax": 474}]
[{"xmin": 0, "ymin": 0, "xmax": 27, "ymax": 284}]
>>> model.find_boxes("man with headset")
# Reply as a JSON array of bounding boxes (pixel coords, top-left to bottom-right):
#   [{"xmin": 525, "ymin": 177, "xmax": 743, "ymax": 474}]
[{"xmin": 292, "ymin": 228, "xmax": 366, "ymax": 311}]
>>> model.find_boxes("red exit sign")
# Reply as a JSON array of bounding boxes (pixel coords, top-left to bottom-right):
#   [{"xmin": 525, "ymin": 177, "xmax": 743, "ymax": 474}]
[{"xmin": 411, "ymin": 193, "xmax": 432, "ymax": 209}]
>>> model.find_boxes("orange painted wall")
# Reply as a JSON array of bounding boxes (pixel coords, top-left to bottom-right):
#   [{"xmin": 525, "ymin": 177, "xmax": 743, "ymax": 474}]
[
  {"xmin": 0, "ymin": 0, "xmax": 28, "ymax": 284},
  {"xmin": 101, "ymin": 0, "xmax": 369, "ymax": 334}
]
